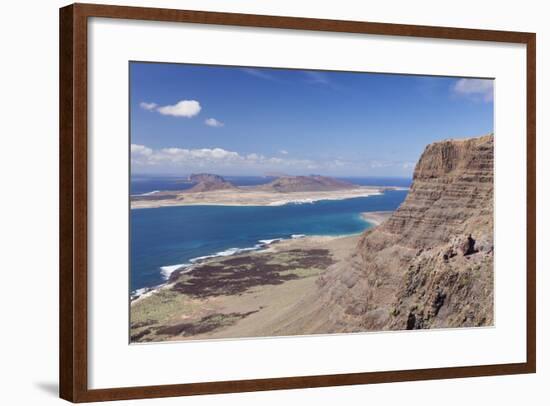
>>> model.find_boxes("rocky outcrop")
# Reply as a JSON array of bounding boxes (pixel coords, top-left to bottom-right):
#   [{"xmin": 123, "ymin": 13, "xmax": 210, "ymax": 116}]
[
  {"xmin": 282, "ymin": 134, "xmax": 494, "ymax": 333},
  {"xmin": 260, "ymin": 175, "xmax": 356, "ymax": 192},
  {"xmin": 187, "ymin": 173, "xmax": 236, "ymax": 192}
]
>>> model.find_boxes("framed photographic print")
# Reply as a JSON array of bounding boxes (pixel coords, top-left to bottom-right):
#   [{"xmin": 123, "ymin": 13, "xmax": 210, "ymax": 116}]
[{"xmin": 59, "ymin": 3, "xmax": 536, "ymax": 402}]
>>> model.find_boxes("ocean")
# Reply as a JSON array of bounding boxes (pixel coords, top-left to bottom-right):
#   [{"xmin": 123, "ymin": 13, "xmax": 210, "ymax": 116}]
[{"xmin": 130, "ymin": 176, "xmax": 410, "ymax": 293}]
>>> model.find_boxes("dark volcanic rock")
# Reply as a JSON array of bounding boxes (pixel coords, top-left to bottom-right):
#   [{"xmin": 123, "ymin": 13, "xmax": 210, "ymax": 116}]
[
  {"xmin": 171, "ymin": 249, "xmax": 335, "ymax": 298},
  {"xmin": 459, "ymin": 235, "xmax": 477, "ymax": 256}
]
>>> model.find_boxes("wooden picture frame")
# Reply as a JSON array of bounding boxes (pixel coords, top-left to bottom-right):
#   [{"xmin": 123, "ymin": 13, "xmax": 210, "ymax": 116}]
[{"xmin": 59, "ymin": 3, "xmax": 536, "ymax": 402}]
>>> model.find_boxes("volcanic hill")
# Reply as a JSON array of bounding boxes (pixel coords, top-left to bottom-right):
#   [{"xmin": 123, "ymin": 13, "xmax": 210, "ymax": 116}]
[
  {"xmin": 186, "ymin": 173, "xmax": 237, "ymax": 193},
  {"xmin": 259, "ymin": 175, "xmax": 356, "ymax": 193}
]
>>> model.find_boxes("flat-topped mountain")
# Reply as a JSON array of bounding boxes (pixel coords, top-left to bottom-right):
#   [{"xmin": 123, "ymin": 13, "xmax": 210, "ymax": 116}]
[
  {"xmin": 187, "ymin": 173, "xmax": 237, "ymax": 193},
  {"xmin": 277, "ymin": 134, "xmax": 494, "ymax": 333},
  {"xmin": 259, "ymin": 175, "xmax": 356, "ymax": 193}
]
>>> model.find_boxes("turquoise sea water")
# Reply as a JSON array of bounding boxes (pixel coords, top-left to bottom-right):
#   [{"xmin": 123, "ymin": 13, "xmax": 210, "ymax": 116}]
[{"xmin": 130, "ymin": 182, "xmax": 409, "ymax": 293}]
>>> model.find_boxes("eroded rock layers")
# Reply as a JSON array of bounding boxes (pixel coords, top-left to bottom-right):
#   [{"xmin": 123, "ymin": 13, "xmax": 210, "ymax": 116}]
[{"xmin": 297, "ymin": 134, "xmax": 494, "ymax": 333}]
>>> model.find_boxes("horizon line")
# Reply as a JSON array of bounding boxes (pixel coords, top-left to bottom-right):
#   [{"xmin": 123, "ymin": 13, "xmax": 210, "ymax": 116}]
[{"xmin": 130, "ymin": 173, "xmax": 414, "ymax": 179}]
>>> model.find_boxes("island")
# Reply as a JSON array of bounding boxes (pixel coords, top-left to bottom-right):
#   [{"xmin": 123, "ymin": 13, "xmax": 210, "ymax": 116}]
[
  {"xmin": 130, "ymin": 174, "xmax": 402, "ymax": 209},
  {"xmin": 130, "ymin": 134, "xmax": 494, "ymax": 342}
]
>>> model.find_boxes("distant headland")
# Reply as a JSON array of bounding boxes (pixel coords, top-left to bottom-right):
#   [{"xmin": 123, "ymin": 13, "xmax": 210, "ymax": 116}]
[{"xmin": 130, "ymin": 174, "xmax": 405, "ymax": 209}]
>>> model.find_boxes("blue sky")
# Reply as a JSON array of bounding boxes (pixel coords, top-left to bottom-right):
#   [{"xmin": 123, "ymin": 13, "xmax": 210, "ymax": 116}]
[{"xmin": 130, "ymin": 62, "xmax": 493, "ymax": 177}]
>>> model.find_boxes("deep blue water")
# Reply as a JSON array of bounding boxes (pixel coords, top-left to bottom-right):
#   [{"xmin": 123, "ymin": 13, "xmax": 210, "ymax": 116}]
[{"xmin": 130, "ymin": 187, "xmax": 409, "ymax": 292}]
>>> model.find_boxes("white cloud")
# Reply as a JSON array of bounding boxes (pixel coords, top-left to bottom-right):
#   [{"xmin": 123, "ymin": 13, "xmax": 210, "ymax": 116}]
[
  {"xmin": 205, "ymin": 118, "xmax": 224, "ymax": 127},
  {"xmin": 130, "ymin": 144, "xmax": 153, "ymax": 165},
  {"xmin": 452, "ymin": 78, "xmax": 494, "ymax": 102},
  {"xmin": 131, "ymin": 145, "xmax": 241, "ymax": 166},
  {"xmin": 131, "ymin": 144, "xmax": 415, "ymax": 176},
  {"xmin": 131, "ymin": 144, "xmax": 152, "ymax": 156},
  {"xmin": 279, "ymin": 150, "xmax": 289, "ymax": 155},
  {"xmin": 158, "ymin": 147, "xmax": 240, "ymax": 163},
  {"xmin": 329, "ymin": 159, "xmax": 346, "ymax": 167},
  {"xmin": 246, "ymin": 153, "xmax": 264, "ymax": 161},
  {"xmin": 131, "ymin": 144, "xmax": 317, "ymax": 171},
  {"xmin": 157, "ymin": 100, "xmax": 202, "ymax": 117},
  {"xmin": 139, "ymin": 102, "xmax": 157, "ymax": 111}
]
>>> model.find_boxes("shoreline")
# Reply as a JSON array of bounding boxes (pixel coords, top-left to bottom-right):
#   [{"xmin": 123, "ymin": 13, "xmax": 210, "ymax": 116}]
[
  {"xmin": 130, "ymin": 232, "xmax": 362, "ymax": 342},
  {"xmin": 130, "ymin": 186, "xmax": 407, "ymax": 209},
  {"xmin": 360, "ymin": 211, "xmax": 394, "ymax": 226},
  {"xmin": 131, "ymin": 209, "xmax": 397, "ymax": 302},
  {"xmin": 130, "ymin": 233, "xmax": 354, "ymax": 304}
]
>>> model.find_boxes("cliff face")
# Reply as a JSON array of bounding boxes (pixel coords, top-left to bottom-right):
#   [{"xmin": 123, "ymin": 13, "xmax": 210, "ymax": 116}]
[{"xmin": 282, "ymin": 135, "xmax": 494, "ymax": 333}]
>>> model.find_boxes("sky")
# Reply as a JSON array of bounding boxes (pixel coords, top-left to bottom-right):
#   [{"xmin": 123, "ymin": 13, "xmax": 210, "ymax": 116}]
[{"xmin": 130, "ymin": 62, "xmax": 494, "ymax": 178}]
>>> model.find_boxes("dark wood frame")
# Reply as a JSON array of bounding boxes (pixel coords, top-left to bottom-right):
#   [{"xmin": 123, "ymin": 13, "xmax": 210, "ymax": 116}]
[{"xmin": 59, "ymin": 3, "xmax": 536, "ymax": 402}]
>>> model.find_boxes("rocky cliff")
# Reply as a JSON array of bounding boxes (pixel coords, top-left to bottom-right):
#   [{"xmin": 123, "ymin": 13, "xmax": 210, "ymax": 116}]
[{"xmin": 279, "ymin": 134, "xmax": 494, "ymax": 333}]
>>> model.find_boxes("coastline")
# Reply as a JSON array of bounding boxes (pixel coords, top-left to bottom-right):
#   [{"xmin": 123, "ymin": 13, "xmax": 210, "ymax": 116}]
[
  {"xmin": 360, "ymin": 211, "xmax": 394, "ymax": 226},
  {"xmin": 130, "ymin": 186, "xmax": 402, "ymax": 209},
  {"xmin": 129, "ymin": 192, "xmax": 401, "ymax": 341},
  {"xmin": 131, "ymin": 209, "xmax": 398, "ymax": 303},
  {"xmin": 130, "ymin": 232, "xmax": 361, "ymax": 342},
  {"xmin": 130, "ymin": 233, "xmax": 348, "ymax": 302}
]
